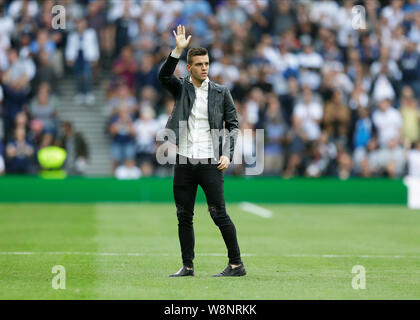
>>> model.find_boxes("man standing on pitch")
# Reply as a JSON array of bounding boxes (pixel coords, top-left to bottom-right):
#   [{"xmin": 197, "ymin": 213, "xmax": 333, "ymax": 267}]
[{"xmin": 158, "ymin": 25, "xmax": 246, "ymax": 277}]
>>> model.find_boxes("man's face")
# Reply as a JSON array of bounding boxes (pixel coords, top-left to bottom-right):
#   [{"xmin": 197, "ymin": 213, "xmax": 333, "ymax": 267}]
[{"xmin": 187, "ymin": 55, "xmax": 209, "ymax": 82}]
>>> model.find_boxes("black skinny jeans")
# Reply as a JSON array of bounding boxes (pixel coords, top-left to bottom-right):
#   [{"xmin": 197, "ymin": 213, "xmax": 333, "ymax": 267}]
[{"xmin": 173, "ymin": 154, "xmax": 242, "ymax": 268}]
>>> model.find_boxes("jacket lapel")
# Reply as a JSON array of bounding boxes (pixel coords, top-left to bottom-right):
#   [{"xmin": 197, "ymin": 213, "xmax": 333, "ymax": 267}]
[
  {"xmin": 185, "ymin": 78, "xmax": 196, "ymax": 115},
  {"xmin": 208, "ymin": 81, "xmax": 216, "ymax": 124}
]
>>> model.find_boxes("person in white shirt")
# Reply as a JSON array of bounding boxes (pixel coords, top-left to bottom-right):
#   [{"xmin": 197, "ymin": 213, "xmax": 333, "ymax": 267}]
[
  {"xmin": 373, "ymin": 138, "xmax": 406, "ymax": 178},
  {"xmin": 297, "ymin": 44, "xmax": 324, "ymax": 90},
  {"xmin": 293, "ymin": 85, "xmax": 323, "ymax": 142},
  {"xmin": 372, "ymin": 98, "xmax": 403, "ymax": 148},
  {"xmin": 115, "ymin": 159, "xmax": 142, "ymax": 180},
  {"xmin": 310, "ymin": 0, "xmax": 339, "ymax": 28},
  {"xmin": 133, "ymin": 105, "xmax": 159, "ymax": 165},
  {"xmin": 381, "ymin": 0, "xmax": 405, "ymax": 30},
  {"xmin": 65, "ymin": 18, "xmax": 99, "ymax": 105},
  {"xmin": 408, "ymin": 141, "xmax": 420, "ymax": 177}
]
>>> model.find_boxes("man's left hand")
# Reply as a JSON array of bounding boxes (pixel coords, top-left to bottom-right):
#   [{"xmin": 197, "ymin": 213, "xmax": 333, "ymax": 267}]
[{"xmin": 217, "ymin": 156, "xmax": 230, "ymax": 171}]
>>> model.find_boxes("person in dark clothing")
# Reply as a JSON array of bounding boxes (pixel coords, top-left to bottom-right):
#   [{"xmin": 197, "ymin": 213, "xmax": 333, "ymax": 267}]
[
  {"xmin": 158, "ymin": 25, "xmax": 246, "ymax": 277},
  {"xmin": 57, "ymin": 121, "xmax": 89, "ymax": 175},
  {"xmin": 400, "ymin": 40, "xmax": 420, "ymax": 98},
  {"xmin": 5, "ymin": 126, "xmax": 34, "ymax": 174},
  {"xmin": 32, "ymin": 50, "xmax": 59, "ymax": 95}
]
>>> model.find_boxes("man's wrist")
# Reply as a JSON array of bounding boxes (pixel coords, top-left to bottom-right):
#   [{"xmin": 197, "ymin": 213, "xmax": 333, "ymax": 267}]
[{"xmin": 172, "ymin": 47, "xmax": 183, "ymax": 58}]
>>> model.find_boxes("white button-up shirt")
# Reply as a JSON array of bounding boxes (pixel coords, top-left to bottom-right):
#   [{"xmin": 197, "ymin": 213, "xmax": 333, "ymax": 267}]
[
  {"xmin": 171, "ymin": 50, "xmax": 215, "ymax": 159},
  {"xmin": 178, "ymin": 76, "xmax": 215, "ymax": 159}
]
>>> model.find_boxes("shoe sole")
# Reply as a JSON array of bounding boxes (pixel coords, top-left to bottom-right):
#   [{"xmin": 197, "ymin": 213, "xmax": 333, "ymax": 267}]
[{"xmin": 213, "ymin": 270, "xmax": 247, "ymax": 277}]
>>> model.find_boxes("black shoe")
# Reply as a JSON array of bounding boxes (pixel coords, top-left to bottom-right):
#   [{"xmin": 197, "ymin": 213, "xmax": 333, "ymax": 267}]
[
  {"xmin": 169, "ymin": 266, "xmax": 194, "ymax": 277},
  {"xmin": 214, "ymin": 263, "xmax": 246, "ymax": 277}
]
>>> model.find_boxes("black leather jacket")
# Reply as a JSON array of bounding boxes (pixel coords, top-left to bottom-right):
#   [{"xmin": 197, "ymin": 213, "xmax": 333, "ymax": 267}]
[{"xmin": 158, "ymin": 53, "xmax": 239, "ymax": 161}]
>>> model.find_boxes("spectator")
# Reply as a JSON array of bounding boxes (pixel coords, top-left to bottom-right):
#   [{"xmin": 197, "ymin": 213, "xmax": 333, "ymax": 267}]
[
  {"xmin": 57, "ymin": 121, "xmax": 89, "ymax": 175},
  {"xmin": 8, "ymin": 0, "xmax": 39, "ymax": 20},
  {"xmin": 182, "ymin": 0, "xmax": 212, "ymax": 39},
  {"xmin": 310, "ymin": 0, "xmax": 339, "ymax": 29},
  {"xmin": 112, "ymin": 46, "xmax": 139, "ymax": 93},
  {"xmin": 138, "ymin": 85, "xmax": 158, "ymax": 114},
  {"xmin": 231, "ymin": 70, "xmax": 251, "ymax": 103},
  {"xmin": 399, "ymin": 41, "xmax": 420, "ymax": 98},
  {"xmin": 297, "ymin": 43, "xmax": 324, "ymax": 90},
  {"xmin": 372, "ymin": 98, "xmax": 403, "ymax": 148},
  {"xmin": 133, "ymin": 105, "xmax": 159, "ymax": 170},
  {"xmin": 32, "ymin": 50, "xmax": 59, "ymax": 95},
  {"xmin": 115, "ymin": 159, "xmax": 142, "ymax": 180},
  {"xmin": 29, "ymin": 28, "xmax": 56, "ymax": 60},
  {"xmin": 65, "ymin": 18, "xmax": 99, "ymax": 105},
  {"xmin": 105, "ymin": 83, "xmax": 137, "ymax": 116},
  {"xmin": 284, "ymin": 86, "xmax": 323, "ymax": 177},
  {"xmin": 216, "ymin": 0, "xmax": 247, "ymax": 30},
  {"xmin": 1, "ymin": 50, "xmax": 31, "ymax": 141},
  {"xmin": 209, "ymin": 54, "xmax": 240, "ymax": 89},
  {"xmin": 29, "ymin": 83, "xmax": 58, "ymax": 135},
  {"xmin": 280, "ymin": 77, "xmax": 300, "ymax": 126},
  {"xmin": 271, "ymin": 0, "xmax": 296, "ymax": 37},
  {"xmin": 5, "ymin": 126, "xmax": 34, "ymax": 174},
  {"xmin": 305, "ymin": 140, "xmax": 329, "ymax": 178},
  {"xmin": 3, "ymin": 48, "xmax": 33, "ymax": 89},
  {"xmin": 322, "ymin": 89, "xmax": 351, "ymax": 145},
  {"xmin": 263, "ymin": 94, "xmax": 287, "ymax": 175},
  {"xmin": 110, "ymin": 0, "xmax": 139, "ymax": 58},
  {"xmin": 334, "ymin": 147, "xmax": 354, "ymax": 180},
  {"xmin": 157, "ymin": 96, "xmax": 174, "ymax": 129},
  {"xmin": 381, "ymin": 0, "xmax": 405, "ymax": 31},
  {"xmin": 373, "ymin": 138, "xmax": 406, "ymax": 178},
  {"xmin": 108, "ymin": 104, "xmax": 136, "ymax": 173},
  {"xmin": 371, "ymin": 46, "xmax": 401, "ymax": 101},
  {"xmin": 400, "ymin": 85, "xmax": 420, "ymax": 147},
  {"xmin": 135, "ymin": 53, "xmax": 160, "ymax": 97},
  {"xmin": 357, "ymin": 137, "xmax": 380, "ymax": 177},
  {"xmin": 292, "ymin": 85, "xmax": 323, "ymax": 143},
  {"xmin": 243, "ymin": 87, "xmax": 265, "ymax": 127},
  {"xmin": 408, "ymin": 141, "xmax": 420, "ymax": 177},
  {"xmin": 353, "ymin": 107, "xmax": 373, "ymax": 151},
  {"xmin": 13, "ymin": 1, "xmax": 38, "ymax": 40},
  {"xmin": 86, "ymin": 0, "xmax": 109, "ymax": 59}
]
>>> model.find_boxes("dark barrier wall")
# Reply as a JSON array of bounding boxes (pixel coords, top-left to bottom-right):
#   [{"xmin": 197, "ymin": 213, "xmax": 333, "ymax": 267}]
[{"xmin": 0, "ymin": 176, "xmax": 407, "ymax": 204}]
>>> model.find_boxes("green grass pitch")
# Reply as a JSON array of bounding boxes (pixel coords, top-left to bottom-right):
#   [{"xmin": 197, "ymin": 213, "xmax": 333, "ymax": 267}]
[{"xmin": 0, "ymin": 202, "xmax": 419, "ymax": 299}]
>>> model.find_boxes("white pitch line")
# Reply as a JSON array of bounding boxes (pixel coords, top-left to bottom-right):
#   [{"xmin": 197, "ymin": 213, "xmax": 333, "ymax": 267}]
[
  {"xmin": 284, "ymin": 254, "xmax": 420, "ymax": 259},
  {"xmin": 239, "ymin": 202, "xmax": 273, "ymax": 218},
  {"xmin": 0, "ymin": 252, "xmax": 256, "ymax": 257}
]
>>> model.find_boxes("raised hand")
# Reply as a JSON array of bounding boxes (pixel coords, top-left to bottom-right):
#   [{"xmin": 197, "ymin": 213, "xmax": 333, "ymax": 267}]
[{"xmin": 172, "ymin": 25, "xmax": 192, "ymax": 50}]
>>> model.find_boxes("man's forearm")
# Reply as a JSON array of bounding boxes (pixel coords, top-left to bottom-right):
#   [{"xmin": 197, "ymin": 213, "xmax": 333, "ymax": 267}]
[
  {"xmin": 159, "ymin": 48, "xmax": 182, "ymax": 79},
  {"xmin": 158, "ymin": 47, "xmax": 184, "ymax": 97}
]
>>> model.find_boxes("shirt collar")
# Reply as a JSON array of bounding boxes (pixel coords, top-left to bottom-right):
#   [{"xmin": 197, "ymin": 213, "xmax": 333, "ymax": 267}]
[{"xmin": 189, "ymin": 76, "xmax": 209, "ymax": 90}]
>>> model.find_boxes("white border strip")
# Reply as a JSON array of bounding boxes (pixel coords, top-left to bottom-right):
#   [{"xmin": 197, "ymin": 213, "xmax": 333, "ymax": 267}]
[{"xmin": 239, "ymin": 202, "xmax": 273, "ymax": 218}]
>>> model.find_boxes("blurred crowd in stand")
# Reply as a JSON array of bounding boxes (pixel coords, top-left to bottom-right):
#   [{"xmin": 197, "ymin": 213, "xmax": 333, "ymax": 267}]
[
  {"xmin": 2, "ymin": 0, "xmax": 420, "ymax": 179},
  {"xmin": 0, "ymin": 0, "xmax": 89, "ymax": 175}
]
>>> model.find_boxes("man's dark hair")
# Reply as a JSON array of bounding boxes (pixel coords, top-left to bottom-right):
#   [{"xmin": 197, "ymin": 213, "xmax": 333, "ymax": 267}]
[{"xmin": 187, "ymin": 47, "xmax": 208, "ymax": 65}]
